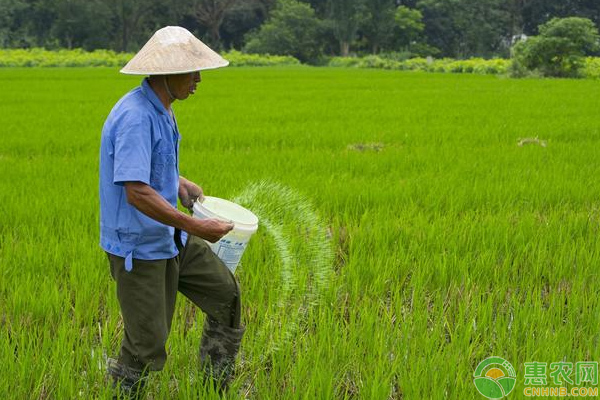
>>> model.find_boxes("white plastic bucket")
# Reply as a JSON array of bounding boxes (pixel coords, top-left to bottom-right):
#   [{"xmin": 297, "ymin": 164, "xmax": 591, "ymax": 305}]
[{"xmin": 192, "ymin": 196, "xmax": 258, "ymax": 273}]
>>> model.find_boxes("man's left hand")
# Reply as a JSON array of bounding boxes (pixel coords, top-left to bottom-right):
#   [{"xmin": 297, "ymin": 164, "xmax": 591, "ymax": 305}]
[{"xmin": 179, "ymin": 176, "xmax": 204, "ymax": 211}]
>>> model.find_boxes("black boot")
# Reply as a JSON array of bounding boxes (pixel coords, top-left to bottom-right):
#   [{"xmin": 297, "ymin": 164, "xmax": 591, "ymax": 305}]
[
  {"xmin": 107, "ymin": 358, "xmax": 147, "ymax": 399},
  {"xmin": 199, "ymin": 317, "xmax": 246, "ymax": 392}
]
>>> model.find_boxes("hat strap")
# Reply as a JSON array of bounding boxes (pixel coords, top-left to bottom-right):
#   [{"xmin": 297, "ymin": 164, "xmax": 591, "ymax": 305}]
[{"xmin": 163, "ymin": 76, "xmax": 176, "ymax": 102}]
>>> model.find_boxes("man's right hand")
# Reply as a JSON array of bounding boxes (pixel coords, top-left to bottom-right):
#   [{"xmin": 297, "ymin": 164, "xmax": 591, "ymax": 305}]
[
  {"xmin": 123, "ymin": 181, "xmax": 233, "ymax": 243},
  {"xmin": 188, "ymin": 218, "xmax": 234, "ymax": 243}
]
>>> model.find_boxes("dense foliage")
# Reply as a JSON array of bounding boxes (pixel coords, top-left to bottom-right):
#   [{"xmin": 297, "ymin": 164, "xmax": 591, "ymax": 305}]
[
  {"xmin": 328, "ymin": 56, "xmax": 511, "ymax": 75},
  {"xmin": 511, "ymin": 17, "xmax": 600, "ymax": 77},
  {"xmin": 5, "ymin": 47, "xmax": 600, "ymax": 79},
  {"xmin": 0, "ymin": 48, "xmax": 299, "ymax": 67},
  {"xmin": 244, "ymin": 0, "xmax": 324, "ymax": 63},
  {"xmin": 2, "ymin": 0, "xmax": 600, "ymax": 60},
  {"xmin": 0, "ymin": 48, "xmax": 131, "ymax": 67}
]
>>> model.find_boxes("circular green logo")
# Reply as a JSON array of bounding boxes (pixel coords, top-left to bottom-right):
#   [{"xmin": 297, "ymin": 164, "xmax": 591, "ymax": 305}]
[{"xmin": 473, "ymin": 357, "xmax": 517, "ymax": 399}]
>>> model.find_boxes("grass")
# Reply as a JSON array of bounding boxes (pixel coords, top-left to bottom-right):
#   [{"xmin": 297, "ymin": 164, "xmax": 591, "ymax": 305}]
[{"xmin": 1, "ymin": 66, "xmax": 600, "ymax": 399}]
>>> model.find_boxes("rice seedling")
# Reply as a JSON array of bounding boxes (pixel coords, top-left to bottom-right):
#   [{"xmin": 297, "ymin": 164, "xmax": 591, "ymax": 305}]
[{"xmin": 1, "ymin": 66, "xmax": 600, "ymax": 398}]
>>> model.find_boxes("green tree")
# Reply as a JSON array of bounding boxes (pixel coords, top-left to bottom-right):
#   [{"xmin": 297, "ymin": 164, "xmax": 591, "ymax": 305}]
[
  {"xmin": 302, "ymin": 0, "xmax": 328, "ymax": 16},
  {"xmin": 360, "ymin": 0, "xmax": 396, "ymax": 54},
  {"xmin": 0, "ymin": 0, "xmax": 58, "ymax": 48},
  {"xmin": 104, "ymin": 0, "xmax": 163, "ymax": 52},
  {"xmin": 0, "ymin": 0, "xmax": 28, "ymax": 47},
  {"xmin": 504, "ymin": 0, "xmax": 600, "ymax": 38},
  {"xmin": 394, "ymin": 6, "xmax": 424, "ymax": 48},
  {"xmin": 511, "ymin": 17, "xmax": 600, "ymax": 77},
  {"xmin": 221, "ymin": 0, "xmax": 276, "ymax": 49},
  {"xmin": 244, "ymin": 0, "xmax": 323, "ymax": 63},
  {"xmin": 50, "ymin": 0, "xmax": 111, "ymax": 49},
  {"xmin": 417, "ymin": 0, "xmax": 511, "ymax": 58},
  {"xmin": 505, "ymin": 0, "xmax": 526, "ymax": 38},
  {"xmin": 326, "ymin": 0, "xmax": 364, "ymax": 56},
  {"xmin": 189, "ymin": 0, "xmax": 239, "ymax": 50},
  {"xmin": 460, "ymin": 0, "xmax": 511, "ymax": 57}
]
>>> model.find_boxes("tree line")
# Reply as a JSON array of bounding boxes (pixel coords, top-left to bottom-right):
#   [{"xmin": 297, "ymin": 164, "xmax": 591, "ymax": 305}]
[{"xmin": 1, "ymin": 0, "xmax": 600, "ymax": 62}]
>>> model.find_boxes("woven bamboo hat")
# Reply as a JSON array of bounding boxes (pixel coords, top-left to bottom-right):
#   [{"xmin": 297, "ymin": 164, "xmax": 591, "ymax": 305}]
[{"xmin": 120, "ymin": 26, "xmax": 228, "ymax": 75}]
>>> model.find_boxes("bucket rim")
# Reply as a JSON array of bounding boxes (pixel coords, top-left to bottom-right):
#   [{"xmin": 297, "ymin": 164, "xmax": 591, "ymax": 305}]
[{"xmin": 193, "ymin": 196, "xmax": 259, "ymax": 228}]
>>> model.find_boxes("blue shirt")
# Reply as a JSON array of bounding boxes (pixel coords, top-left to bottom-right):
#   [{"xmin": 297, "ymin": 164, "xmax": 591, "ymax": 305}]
[{"xmin": 99, "ymin": 78, "xmax": 180, "ymax": 269}]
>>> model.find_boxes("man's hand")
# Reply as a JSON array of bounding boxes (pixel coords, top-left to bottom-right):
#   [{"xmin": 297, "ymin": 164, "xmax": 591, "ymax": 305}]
[
  {"xmin": 179, "ymin": 176, "xmax": 203, "ymax": 211},
  {"xmin": 124, "ymin": 181, "xmax": 232, "ymax": 243},
  {"xmin": 188, "ymin": 218, "xmax": 234, "ymax": 243}
]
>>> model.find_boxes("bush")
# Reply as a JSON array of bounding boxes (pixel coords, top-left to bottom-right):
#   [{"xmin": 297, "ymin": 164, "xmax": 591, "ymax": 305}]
[
  {"xmin": 223, "ymin": 50, "xmax": 300, "ymax": 67},
  {"xmin": 0, "ymin": 48, "xmax": 132, "ymax": 67},
  {"xmin": 510, "ymin": 17, "xmax": 600, "ymax": 78},
  {"xmin": 584, "ymin": 57, "xmax": 600, "ymax": 79},
  {"xmin": 0, "ymin": 48, "xmax": 300, "ymax": 68},
  {"xmin": 4, "ymin": 47, "xmax": 599, "ymax": 78},
  {"xmin": 402, "ymin": 57, "xmax": 431, "ymax": 71},
  {"xmin": 378, "ymin": 51, "xmax": 413, "ymax": 62},
  {"xmin": 360, "ymin": 55, "xmax": 393, "ymax": 69},
  {"xmin": 326, "ymin": 55, "xmax": 510, "ymax": 75},
  {"xmin": 244, "ymin": 0, "xmax": 323, "ymax": 64}
]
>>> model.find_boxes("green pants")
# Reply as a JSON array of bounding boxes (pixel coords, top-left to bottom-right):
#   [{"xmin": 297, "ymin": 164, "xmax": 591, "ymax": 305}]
[{"xmin": 107, "ymin": 235, "xmax": 241, "ymax": 371}]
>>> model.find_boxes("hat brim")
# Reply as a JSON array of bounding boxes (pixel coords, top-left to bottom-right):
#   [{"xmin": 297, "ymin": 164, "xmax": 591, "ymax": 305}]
[
  {"xmin": 120, "ymin": 60, "xmax": 229, "ymax": 75},
  {"xmin": 119, "ymin": 26, "xmax": 229, "ymax": 75}
]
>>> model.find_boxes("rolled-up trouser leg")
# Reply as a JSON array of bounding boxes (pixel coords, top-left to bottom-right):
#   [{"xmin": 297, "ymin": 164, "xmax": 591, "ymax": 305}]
[{"xmin": 107, "ymin": 253, "xmax": 179, "ymax": 396}]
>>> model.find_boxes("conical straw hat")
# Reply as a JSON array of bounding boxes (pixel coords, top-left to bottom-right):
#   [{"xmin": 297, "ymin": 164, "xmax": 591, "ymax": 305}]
[{"xmin": 120, "ymin": 26, "xmax": 228, "ymax": 75}]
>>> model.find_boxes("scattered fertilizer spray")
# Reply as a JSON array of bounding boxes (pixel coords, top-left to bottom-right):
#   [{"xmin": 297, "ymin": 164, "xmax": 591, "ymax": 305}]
[{"xmin": 233, "ymin": 180, "xmax": 334, "ymax": 354}]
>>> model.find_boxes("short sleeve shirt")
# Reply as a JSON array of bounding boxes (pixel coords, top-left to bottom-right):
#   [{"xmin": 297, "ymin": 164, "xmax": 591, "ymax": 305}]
[{"xmin": 99, "ymin": 78, "xmax": 180, "ymax": 263}]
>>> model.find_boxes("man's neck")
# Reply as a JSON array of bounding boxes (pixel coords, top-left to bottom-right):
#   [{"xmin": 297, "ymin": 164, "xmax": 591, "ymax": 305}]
[{"xmin": 148, "ymin": 76, "xmax": 174, "ymax": 112}]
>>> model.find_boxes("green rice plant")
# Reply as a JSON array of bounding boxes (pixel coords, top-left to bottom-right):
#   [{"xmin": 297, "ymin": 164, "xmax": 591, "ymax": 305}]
[{"xmin": 2, "ymin": 67, "xmax": 600, "ymax": 398}]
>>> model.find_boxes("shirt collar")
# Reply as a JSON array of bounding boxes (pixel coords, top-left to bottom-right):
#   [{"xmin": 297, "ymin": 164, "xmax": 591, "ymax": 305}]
[{"xmin": 141, "ymin": 78, "xmax": 170, "ymax": 116}]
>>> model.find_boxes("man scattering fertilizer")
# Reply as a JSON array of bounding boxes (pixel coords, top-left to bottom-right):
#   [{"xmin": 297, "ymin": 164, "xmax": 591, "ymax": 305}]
[{"xmin": 99, "ymin": 26, "xmax": 243, "ymax": 398}]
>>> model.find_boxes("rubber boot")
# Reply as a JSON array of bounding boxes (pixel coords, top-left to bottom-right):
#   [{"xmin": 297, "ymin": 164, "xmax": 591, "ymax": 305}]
[
  {"xmin": 199, "ymin": 317, "xmax": 246, "ymax": 392},
  {"xmin": 107, "ymin": 358, "xmax": 147, "ymax": 399}
]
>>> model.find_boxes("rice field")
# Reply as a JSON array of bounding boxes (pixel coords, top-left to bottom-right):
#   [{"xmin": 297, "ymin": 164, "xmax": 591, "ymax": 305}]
[{"xmin": 2, "ymin": 66, "xmax": 600, "ymax": 399}]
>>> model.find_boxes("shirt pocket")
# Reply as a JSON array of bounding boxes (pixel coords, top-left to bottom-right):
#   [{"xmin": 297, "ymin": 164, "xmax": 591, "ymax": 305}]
[{"xmin": 150, "ymin": 152, "xmax": 177, "ymax": 191}]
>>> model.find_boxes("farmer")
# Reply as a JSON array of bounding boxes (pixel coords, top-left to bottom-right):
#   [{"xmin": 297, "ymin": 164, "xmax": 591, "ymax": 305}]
[{"xmin": 99, "ymin": 26, "xmax": 244, "ymax": 398}]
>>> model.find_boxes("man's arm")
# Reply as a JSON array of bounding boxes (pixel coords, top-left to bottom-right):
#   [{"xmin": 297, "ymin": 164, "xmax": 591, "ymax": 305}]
[{"xmin": 124, "ymin": 181, "xmax": 233, "ymax": 242}]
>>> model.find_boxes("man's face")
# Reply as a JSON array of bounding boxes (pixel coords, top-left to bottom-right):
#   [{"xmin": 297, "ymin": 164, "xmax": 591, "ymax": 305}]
[{"xmin": 166, "ymin": 71, "xmax": 201, "ymax": 100}]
